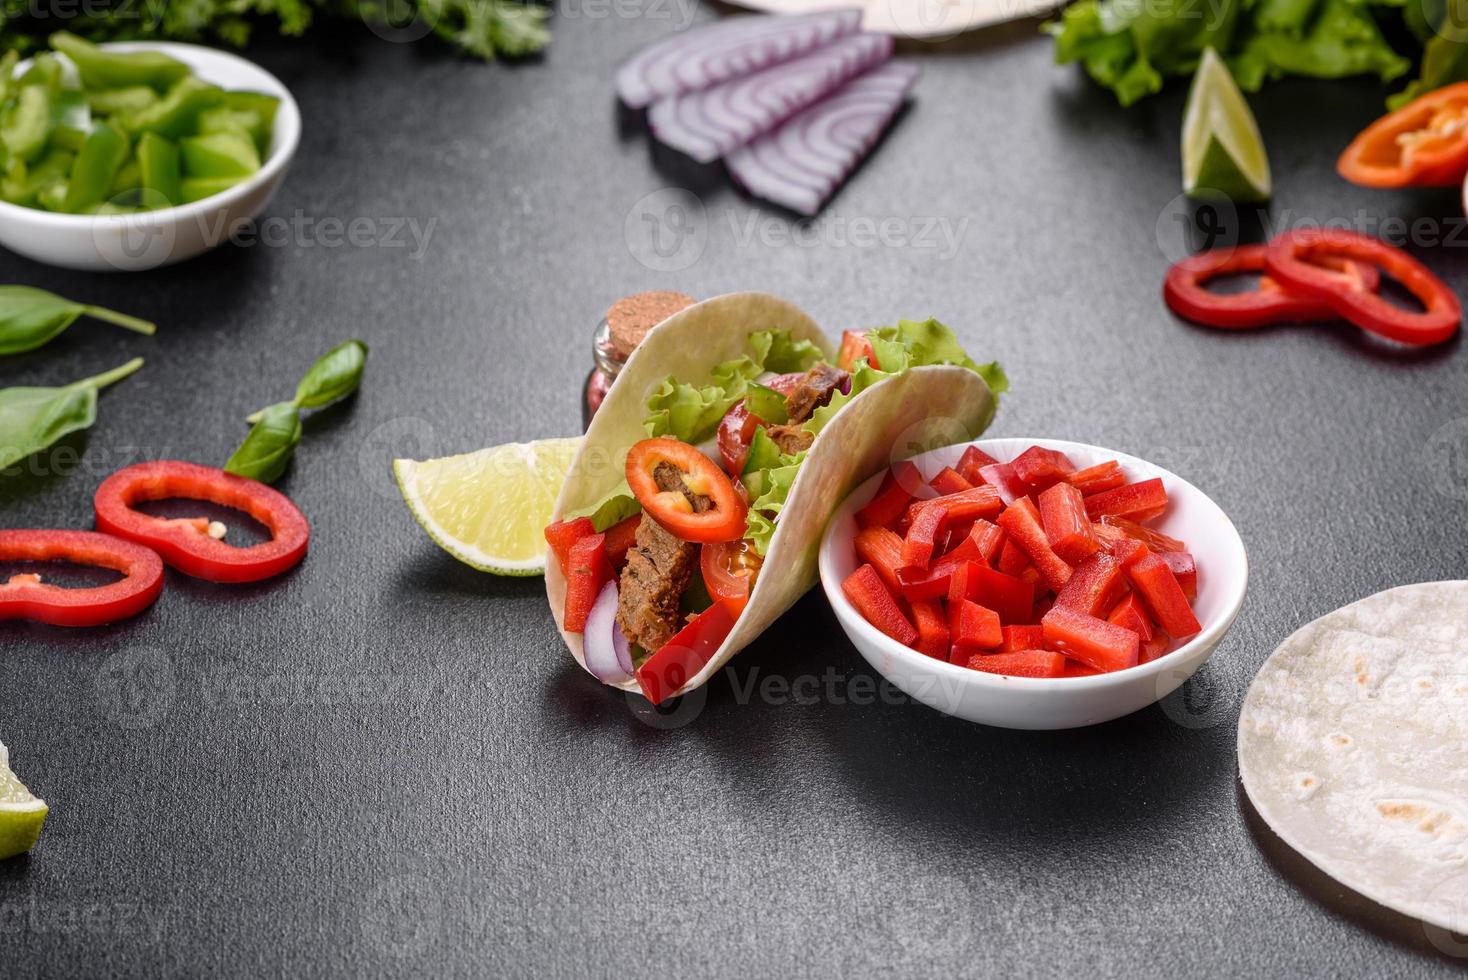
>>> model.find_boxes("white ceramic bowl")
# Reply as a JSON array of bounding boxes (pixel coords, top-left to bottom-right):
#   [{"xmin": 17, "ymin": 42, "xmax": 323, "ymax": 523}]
[
  {"xmin": 0, "ymin": 42, "xmax": 301, "ymax": 271},
  {"xmin": 819, "ymin": 437, "xmax": 1249, "ymax": 730}
]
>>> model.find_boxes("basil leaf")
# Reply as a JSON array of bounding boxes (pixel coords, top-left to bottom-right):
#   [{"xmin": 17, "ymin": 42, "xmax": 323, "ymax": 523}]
[
  {"xmin": 224, "ymin": 402, "xmax": 302, "ymax": 484},
  {"xmin": 744, "ymin": 382, "xmax": 788, "ymax": 424},
  {"xmin": 0, "ymin": 358, "xmax": 143, "ymax": 471},
  {"xmin": 0, "ymin": 285, "xmax": 155, "ymax": 356},
  {"xmin": 293, "ymin": 339, "xmax": 368, "ymax": 410}
]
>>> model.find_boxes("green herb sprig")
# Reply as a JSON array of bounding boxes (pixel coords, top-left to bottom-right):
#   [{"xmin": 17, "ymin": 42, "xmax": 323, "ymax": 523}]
[
  {"xmin": 225, "ymin": 340, "xmax": 367, "ymax": 483},
  {"xmin": 0, "ymin": 286, "xmax": 155, "ymax": 356},
  {"xmin": 0, "ymin": 357, "xmax": 143, "ymax": 470}
]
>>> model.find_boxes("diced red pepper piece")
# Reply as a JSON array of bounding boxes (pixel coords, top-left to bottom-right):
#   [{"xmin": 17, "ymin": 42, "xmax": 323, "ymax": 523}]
[
  {"xmin": 965, "ymin": 650, "xmax": 1067, "ymax": 678},
  {"xmin": 1000, "ymin": 625, "xmax": 1045, "ymax": 651},
  {"xmin": 939, "ymin": 518, "xmax": 1005, "ymax": 568},
  {"xmin": 910, "ymin": 598, "xmax": 949, "ymax": 660},
  {"xmin": 956, "ymin": 445, "xmax": 999, "ymax": 484},
  {"xmin": 843, "ymin": 563, "xmax": 919, "ymax": 646},
  {"xmin": 929, "ymin": 467, "xmax": 973, "ymax": 496},
  {"xmin": 854, "ymin": 525, "xmax": 906, "ymax": 592},
  {"xmin": 1094, "ymin": 523, "xmax": 1149, "ymax": 566},
  {"xmin": 1085, "ymin": 478, "xmax": 1168, "ymax": 523},
  {"xmin": 1041, "ymin": 605, "xmax": 1139, "ymax": 673},
  {"xmin": 897, "ymin": 563, "xmax": 953, "ymax": 602},
  {"xmin": 1160, "ymin": 551, "xmax": 1198, "ymax": 599},
  {"xmin": 603, "ymin": 513, "xmax": 642, "ymax": 570},
  {"xmin": 935, "ymin": 484, "xmax": 1003, "ymax": 521},
  {"xmin": 1066, "ymin": 460, "xmax": 1126, "ymax": 496},
  {"xmin": 1053, "ymin": 552, "xmax": 1128, "ymax": 618},
  {"xmin": 857, "ymin": 461, "xmax": 920, "ymax": 529},
  {"xmin": 545, "ymin": 517, "xmax": 596, "ymax": 577},
  {"xmin": 1139, "ymin": 634, "xmax": 1170, "ymax": 664},
  {"xmin": 952, "ymin": 600, "xmax": 1002, "ymax": 650},
  {"xmin": 996, "ymin": 539, "xmax": 1030, "ymax": 576},
  {"xmin": 563, "ymin": 533, "xmax": 610, "ymax": 632},
  {"xmin": 1061, "ymin": 659, "xmax": 1101, "ymax": 678},
  {"xmin": 996, "ymin": 497, "xmax": 1073, "ymax": 592},
  {"xmin": 1101, "ymin": 514, "xmax": 1186, "ymax": 553},
  {"xmin": 1107, "ymin": 592, "xmax": 1154, "ymax": 642},
  {"xmin": 1128, "ymin": 552, "xmax": 1201, "ymax": 639},
  {"xmin": 636, "ymin": 600, "xmax": 739, "ymax": 705},
  {"xmin": 968, "ymin": 563, "xmax": 1035, "ymax": 625},
  {"xmin": 901, "ymin": 502, "xmax": 946, "ymax": 571},
  {"xmin": 1011, "ymin": 446, "xmax": 1076, "ymax": 493},
  {"xmin": 1038, "ymin": 481, "xmax": 1100, "ymax": 563},
  {"xmin": 977, "ymin": 463, "xmax": 1027, "ymax": 505}
]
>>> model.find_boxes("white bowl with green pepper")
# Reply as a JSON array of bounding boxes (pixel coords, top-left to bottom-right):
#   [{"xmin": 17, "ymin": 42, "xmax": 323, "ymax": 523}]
[{"xmin": 0, "ymin": 34, "xmax": 301, "ymax": 271}]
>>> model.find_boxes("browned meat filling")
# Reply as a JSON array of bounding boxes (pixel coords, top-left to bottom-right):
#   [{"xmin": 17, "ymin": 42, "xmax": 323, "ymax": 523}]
[
  {"xmin": 784, "ymin": 363, "xmax": 849, "ymax": 423},
  {"xmin": 617, "ymin": 515, "xmax": 697, "ymax": 653},
  {"xmin": 765, "ymin": 423, "xmax": 814, "ymax": 455},
  {"xmin": 653, "ymin": 459, "xmax": 711, "ymax": 512}
]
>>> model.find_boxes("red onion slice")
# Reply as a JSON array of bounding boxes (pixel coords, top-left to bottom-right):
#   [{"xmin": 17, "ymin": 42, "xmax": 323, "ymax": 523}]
[
  {"xmin": 583, "ymin": 581, "xmax": 634, "ymax": 683},
  {"xmin": 617, "ymin": 10, "xmax": 864, "ymax": 110},
  {"xmin": 725, "ymin": 61, "xmax": 919, "ymax": 215},
  {"xmin": 649, "ymin": 33, "xmax": 893, "ymax": 164}
]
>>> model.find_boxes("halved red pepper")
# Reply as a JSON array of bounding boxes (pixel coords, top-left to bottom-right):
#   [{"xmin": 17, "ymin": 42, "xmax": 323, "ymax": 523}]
[
  {"xmin": 1127, "ymin": 552, "xmax": 1201, "ymax": 639},
  {"xmin": 1038, "ymin": 481, "xmax": 1099, "ymax": 564},
  {"xmin": 996, "ymin": 497, "xmax": 1073, "ymax": 592},
  {"xmin": 854, "ymin": 525, "xmax": 905, "ymax": 591},
  {"xmin": 843, "ymin": 563, "xmax": 918, "ymax": 646},
  {"xmin": 1263, "ymin": 228, "xmax": 1460, "ymax": 346},
  {"xmin": 1338, "ymin": 83, "xmax": 1468, "ymax": 188},
  {"xmin": 563, "ymin": 533, "xmax": 610, "ymax": 632},
  {"xmin": 0, "ymin": 530, "xmax": 164, "ymax": 627},
  {"xmin": 545, "ymin": 516, "xmax": 596, "ymax": 576},
  {"xmin": 964, "ymin": 650, "xmax": 1067, "ymax": 678},
  {"xmin": 94, "ymin": 461, "xmax": 309, "ymax": 584},
  {"xmin": 1011, "ymin": 446, "xmax": 1075, "ymax": 493},
  {"xmin": 856, "ymin": 461, "xmax": 921, "ymax": 529},
  {"xmin": 626, "ymin": 438, "xmax": 747, "ymax": 543},
  {"xmin": 1053, "ymin": 552, "xmax": 1128, "ymax": 619},
  {"xmin": 636, "ymin": 599, "xmax": 739, "ymax": 704},
  {"xmin": 1066, "ymin": 461, "xmax": 1126, "ymax": 496},
  {"xmin": 1163, "ymin": 244, "xmax": 1380, "ymax": 329},
  {"xmin": 1084, "ymin": 478, "xmax": 1168, "ymax": 523},
  {"xmin": 1041, "ymin": 605, "xmax": 1139, "ymax": 673}
]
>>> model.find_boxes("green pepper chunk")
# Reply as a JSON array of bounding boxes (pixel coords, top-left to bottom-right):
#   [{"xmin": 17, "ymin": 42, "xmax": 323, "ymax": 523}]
[
  {"xmin": 1, "ymin": 86, "xmax": 53, "ymax": 164},
  {"xmin": 180, "ymin": 176, "xmax": 243, "ymax": 204},
  {"xmin": 61, "ymin": 121, "xmax": 129, "ymax": 213},
  {"xmin": 120, "ymin": 76, "xmax": 221, "ymax": 140},
  {"xmin": 87, "ymin": 85, "xmax": 158, "ymax": 117},
  {"xmin": 219, "ymin": 91, "xmax": 279, "ymax": 152},
  {"xmin": 0, "ymin": 146, "xmax": 73, "ymax": 207},
  {"xmin": 49, "ymin": 32, "xmax": 190, "ymax": 92},
  {"xmin": 180, "ymin": 131, "xmax": 259, "ymax": 178},
  {"xmin": 17, "ymin": 54, "xmax": 62, "ymax": 91},
  {"xmin": 136, "ymin": 132, "xmax": 181, "ymax": 208},
  {"xmin": 109, "ymin": 158, "xmax": 140, "ymax": 196},
  {"xmin": 0, "ymin": 51, "xmax": 18, "ymax": 106}
]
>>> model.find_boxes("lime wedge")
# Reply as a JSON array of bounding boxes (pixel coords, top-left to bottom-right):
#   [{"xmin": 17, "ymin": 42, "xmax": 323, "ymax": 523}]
[
  {"xmin": 394, "ymin": 437, "xmax": 583, "ymax": 576},
  {"xmin": 1182, "ymin": 48, "xmax": 1271, "ymax": 203},
  {"xmin": 0, "ymin": 740, "xmax": 47, "ymax": 861}
]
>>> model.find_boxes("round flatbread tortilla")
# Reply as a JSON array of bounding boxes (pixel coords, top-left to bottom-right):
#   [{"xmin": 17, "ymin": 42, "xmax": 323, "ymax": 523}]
[{"xmin": 1238, "ymin": 582, "xmax": 1468, "ymax": 935}]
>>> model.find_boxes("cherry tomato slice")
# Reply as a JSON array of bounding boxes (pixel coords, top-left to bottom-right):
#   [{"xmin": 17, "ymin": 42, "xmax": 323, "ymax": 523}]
[
  {"xmin": 1263, "ymin": 228, "xmax": 1461, "ymax": 346},
  {"xmin": 1338, "ymin": 82, "xmax": 1468, "ymax": 188},
  {"xmin": 95, "ymin": 461, "xmax": 311, "ymax": 583},
  {"xmin": 700, "ymin": 538, "xmax": 763, "ymax": 614},
  {"xmin": 0, "ymin": 530, "xmax": 163, "ymax": 627},
  {"xmin": 717, "ymin": 402, "xmax": 759, "ymax": 476},
  {"xmin": 625, "ymin": 439, "xmax": 748, "ymax": 544},
  {"xmin": 836, "ymin": 330, "xmax": 880, "ymax": 371},
  {"xmin": 1164, "ymin": 244, "xmax": 1380, "ymax": 329}
]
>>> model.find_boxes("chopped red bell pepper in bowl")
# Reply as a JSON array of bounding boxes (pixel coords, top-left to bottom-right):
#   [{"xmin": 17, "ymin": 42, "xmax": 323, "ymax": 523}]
[{"xmin": 818, "ymin": 438, "xmax": 1248, "ymax": 730}]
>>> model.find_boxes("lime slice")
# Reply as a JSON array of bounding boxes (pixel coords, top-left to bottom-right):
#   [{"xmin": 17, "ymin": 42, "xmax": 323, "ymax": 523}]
[
  {"xmin": 1182, "ymin": 48, "xmax": 1271, "ymax": 203},
  {"xmin": 0, "ymin": 741, "xmax": 47, "ymax": 861},
  {"xmin": 394, "ymin": 437, "xmax": 584, "ymax": 576}
]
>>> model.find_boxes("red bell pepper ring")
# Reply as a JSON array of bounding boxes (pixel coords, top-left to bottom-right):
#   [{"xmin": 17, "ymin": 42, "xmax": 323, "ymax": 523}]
[
  {"xmin": 0, "ymin": 530, "xmax": 164, "ymax": 627},
  {"xmin": 625, "ymin": 439, "xmax": 748, "ymax": 544},
  {"xmin": 1263, "ymin": 228, "xmax": 1461, "ymax": 346},
  {"xmin": 1337, "ymin": 83, "xmax": 1468, "ymax": 188},
  {"xmin": 1163, "ymin": 243, "xmax": 1381, "ymax": 330},
  {"xmin": 94, "ymin": 461, "xmax": 310, "ymax": 584},
  {"xmin": 636, "ymin": 599, "xmax": 740, "ymax": 705}
]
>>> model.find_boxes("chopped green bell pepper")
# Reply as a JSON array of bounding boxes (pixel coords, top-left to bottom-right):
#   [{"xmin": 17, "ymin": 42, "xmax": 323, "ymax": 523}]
[
  {"xmin": 121, "ymin": 76, "xmax": 221, "ymax": 140},
  {"xmin": 18, "ymin": 54, "xmax": 63, "ymax": 91},
  {"xmin": 180, "ymin": 131, "xmax": 259, "ymax": 178},
  {"xmin": 87, "ymin": 85, "xmax": 159, "ymax": 118},
  {"xmin": 61, "ymin": 121, "xmax": 129, "ymax": 213},
  {"xmin": 2, "ymin": 86, "xmax": 53, "ymax": 163},
  {"xmin": 219, "ymin": 91, "xmax": 280, "ymax": 152},
  {"xmin": 136, "ymin": 132, "xmax": 181, "ymax": 208},
  {"xmin": 180, "ymin": 175, "xmax": 244, "ymax": 204},
  {"xmin": 49, "ymin": 32, "xmax": 190, "ymax": 92},
  {"xmin": 0, "ymin": 146, "xmax": 73, "ymax": 207}
]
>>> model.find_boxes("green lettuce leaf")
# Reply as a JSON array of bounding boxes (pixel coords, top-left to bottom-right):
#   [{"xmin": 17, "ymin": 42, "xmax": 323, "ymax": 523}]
[
  {"xmin": 1388, "ymin": 0, "xmax": 1468, "ymax": 108},
  {"xmin": 565, "ymin": 484, "xmax": 640, "ymax": 532}
]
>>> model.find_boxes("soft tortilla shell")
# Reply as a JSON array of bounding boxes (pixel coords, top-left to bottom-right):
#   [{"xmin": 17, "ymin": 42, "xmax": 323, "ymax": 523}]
[
  {"xmin": 1238, "ymin": 581, "xmax": 1468, "ymax": 934},
  {"xmin": 546, "ymin": 292, "xmax": 996, "ymax": 698}
]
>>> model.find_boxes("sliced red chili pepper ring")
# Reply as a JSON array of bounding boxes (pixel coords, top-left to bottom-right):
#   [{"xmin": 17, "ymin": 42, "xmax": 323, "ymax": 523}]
[
  {"xmin": 1163, "ymin": 244, "xmax": 1380, "ymax": 329},
  {"xmin": 94, "ymin": 460, "xmax": 310, "ymax": 584},
  {"xmin": 0, "ymin": 530, "xmax": 164, "ymax": 627},
  {"xmin": 625, "ymin": 439, "xmax": 748, "ymax": 544},
  {"xmin": 1263, "ymin": 228, "xmax": 1462, "ymax": 346}
]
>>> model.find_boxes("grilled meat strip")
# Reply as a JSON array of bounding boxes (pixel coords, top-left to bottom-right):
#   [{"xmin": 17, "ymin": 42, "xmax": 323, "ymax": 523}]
[
  {"xmin": 784, "ymin": 363, "xmax": 848, "ymax": 423},
  {"xmin": 616, "ymin": 459, "xmax": 712, "ymax": 652}
]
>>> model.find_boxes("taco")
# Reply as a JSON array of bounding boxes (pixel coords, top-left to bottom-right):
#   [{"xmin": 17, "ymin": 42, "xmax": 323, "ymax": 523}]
[{"xmin": 544, "ymin": 292, "xmax": 1007, "ymax": 703}]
